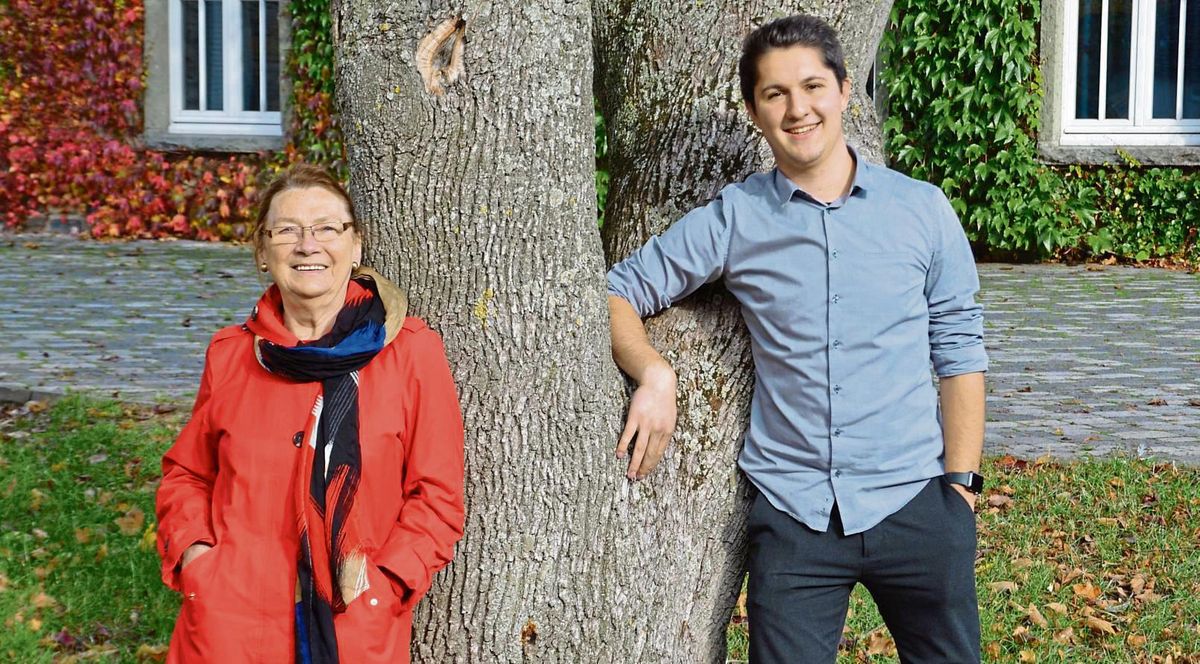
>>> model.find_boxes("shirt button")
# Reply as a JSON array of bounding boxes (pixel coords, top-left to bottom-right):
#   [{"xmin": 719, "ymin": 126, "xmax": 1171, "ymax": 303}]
[
  {"xmin": 369, "ymin": 598, "xmax": 379, "ymax": 607},
  {"xmin": 831, "ymin": 294, "xmax": 840, "ymax": 304},
  {"xmin": 834, "ymin": 469, "xmax": 843, "ymax": 478},
  {"xmin": 833, "ymin": 385, "xmax": 842, "ymax": 394},
  {"xmin": 831, "ymin": 249, "xmax": 839, "ymax": 258},
  {"xmin": 833, "ymin": 428, "xmax": 843, "ymax": 437},
  {"xmin": 186, "ymin": 592, "xmax": 197, "ymax": 600},
  {"xmin": 293, "ymin": 431, "xmax": 304, "ymax": 447},
  {"xmin": 832, "ymin": 340, "xmax": 843, "ymax": 349}
]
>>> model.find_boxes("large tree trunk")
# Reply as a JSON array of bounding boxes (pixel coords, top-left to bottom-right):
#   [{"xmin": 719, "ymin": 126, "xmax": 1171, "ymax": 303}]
[
  {"xmin": 332, "ymin": 0, "xmax": 894, "ymax": 660},
  {"xmin": 593, "ymin": 1, "xmax": 895, "ymax": 660},
  {"xmin": 330, "ymin": 1, "xmax": 631, "ymax": 660}
]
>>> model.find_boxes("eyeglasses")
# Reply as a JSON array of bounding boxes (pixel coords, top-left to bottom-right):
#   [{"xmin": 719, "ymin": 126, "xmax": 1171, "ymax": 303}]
[{"xmin": 262, "ymin": 221, "xmax": 353, "ymax": 245}]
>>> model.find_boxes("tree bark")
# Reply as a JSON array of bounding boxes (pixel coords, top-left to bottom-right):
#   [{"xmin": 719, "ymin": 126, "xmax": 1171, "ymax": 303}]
[
  {"xmin": 330, "ymin": 1, "xmax": 629, "ymax": 661},
  {"xmin": 332, "ymin": 0, "xmax": 894, "ymax": 660},
  {"xmin": 593, "ymin": 1, "xmax": 895, "ymax": 660}
]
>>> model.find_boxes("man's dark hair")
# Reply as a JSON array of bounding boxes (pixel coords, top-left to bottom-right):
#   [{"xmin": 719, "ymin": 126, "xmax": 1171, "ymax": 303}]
[{"xmin": 738, "ymin": 15, "xmax": 848, "ymax": 111}]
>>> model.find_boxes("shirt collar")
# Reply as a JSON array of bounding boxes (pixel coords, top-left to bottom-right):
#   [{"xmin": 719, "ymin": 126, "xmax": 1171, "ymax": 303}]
[{"xmin": 772, "ymin": 145, "xmax": 874, "ymax": 208}]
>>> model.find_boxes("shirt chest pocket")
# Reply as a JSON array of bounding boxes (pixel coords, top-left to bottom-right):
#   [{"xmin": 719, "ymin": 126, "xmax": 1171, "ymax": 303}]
[{"xmin": 840, "ymin": 250, "xmax": 927, "ymax": 319}]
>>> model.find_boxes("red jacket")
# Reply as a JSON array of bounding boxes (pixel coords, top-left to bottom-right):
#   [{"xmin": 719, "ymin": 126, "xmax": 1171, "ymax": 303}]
[{"xmin": 156, "ymin": 317, "xmax": 464, "ymax": 663}]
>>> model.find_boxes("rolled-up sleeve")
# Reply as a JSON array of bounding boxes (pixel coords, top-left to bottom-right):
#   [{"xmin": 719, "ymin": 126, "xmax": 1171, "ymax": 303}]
[
  {"xmin": 606, "ymin": 196, "xmax": 732, "ymax": 318},
  {"xmin": 924, "ymin": 189, "xmax": 988, "ymax": 377}
]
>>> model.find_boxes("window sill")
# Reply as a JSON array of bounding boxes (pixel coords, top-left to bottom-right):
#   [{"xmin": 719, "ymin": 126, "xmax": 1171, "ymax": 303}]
[
  {"xmin": 144, "ymin": 131, "xmax": 283, "ymax": 153},
  {"xmin": 1038, "ymin": 140, "xmax": 1200, "ymax": 166}
]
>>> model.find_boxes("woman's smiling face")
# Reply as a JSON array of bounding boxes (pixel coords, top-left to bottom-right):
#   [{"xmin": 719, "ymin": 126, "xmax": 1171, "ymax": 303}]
[{"xmin": 261, "ymin": 186, "xmax": 362, "ymax": 307}]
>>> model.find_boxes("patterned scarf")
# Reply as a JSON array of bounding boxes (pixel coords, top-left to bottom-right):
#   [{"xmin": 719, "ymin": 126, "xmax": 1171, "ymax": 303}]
[{"xmin": 245, "ymin": 268, "xmax": 406, "ymax": 664}]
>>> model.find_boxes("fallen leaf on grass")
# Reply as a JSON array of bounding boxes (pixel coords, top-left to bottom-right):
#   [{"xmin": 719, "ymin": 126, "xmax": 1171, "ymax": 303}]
[
  {"xmin": 115, "ymin": 506, "xmax": 145, "ymax": 536},
  {"xmin": 1026, "ymin": 604, "xmax": 1049, "ymax": 628},
  {"xmin": 987, "ymin": 494, "xmax": 1013, "ymax": 509},
  {"xmin": 26, "ymin": 400, "xmax": 48, "ymax": 413},
  {"xmin": 30, "ymin": 591, "xmax": 57, "ymax": 609},
  {"xmin": 53, "ymin": 627, "xmax": 81, "ymax": 651},
  {"xmin": 995, "ymin": 455, "xmax": 1029, "ymax": 471},
  {"xmin": 136, "ymin": 643, "xmax": 169, "ymax": 661},
  {"xmin": 1085, "ymin": 616, "xmax": 1118, "ymax": 635},
  {"xmin": 1127, "ymin": 633, "xmax": 1148, "ymax": 647},
  {"xmin": 140, "ymin": 526, "xmax": 157, "ymax": 551},
  {"xmin": 1129, "ymin": 574, "xmax": 1147, "ymax": 595},
  {"xmin": 989, "ymin": 581, "xmax": 1019, "ymax": 594},
  {"xmin": 1019, "ymin": 649, "xmax": 1037, "ymax": 662},
  {"xmin": 1046, "ymin": 602, "xmax": 1068, "ymax": 615},
  {"xmin": 1073, "ymin": 582, "xmax": 1102, "ymax": 601},
  {"xmin": 1147, "ymin": 398, "xmax": 1168, "ymax": 406},
  {"xmin": 1053, "ymin": 627, "xmax": 1076, "ymax": 644},
  {"xmin": 863, "ymin": 628, "xmax": 895, "ymax": 657},
  {"xmin": 1012, "ymin": 625, "xmax": 1036, "ymax": 643}
]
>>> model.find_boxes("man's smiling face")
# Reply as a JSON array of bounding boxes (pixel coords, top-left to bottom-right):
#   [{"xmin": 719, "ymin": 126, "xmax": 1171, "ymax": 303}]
[{"xmin": 746, "ymin": 45, "xmax": 851, "ymax": 183}]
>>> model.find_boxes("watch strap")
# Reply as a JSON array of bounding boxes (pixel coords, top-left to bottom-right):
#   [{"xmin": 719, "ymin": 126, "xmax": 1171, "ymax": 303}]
[{"xmin": 943, "ymin": 471, "xmax": 984, "ymax": 494}]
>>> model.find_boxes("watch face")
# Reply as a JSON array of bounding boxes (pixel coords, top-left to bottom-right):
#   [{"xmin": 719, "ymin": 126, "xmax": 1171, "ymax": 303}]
[{"xmin": 968, "ymin": 473, "xmax": 984, "ymax": 493}]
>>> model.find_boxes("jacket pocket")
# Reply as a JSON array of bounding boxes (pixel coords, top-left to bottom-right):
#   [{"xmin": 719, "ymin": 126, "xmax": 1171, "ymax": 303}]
[{"xmin": 179, "ymin": 544, "xmax": 221, "ymax": 598}]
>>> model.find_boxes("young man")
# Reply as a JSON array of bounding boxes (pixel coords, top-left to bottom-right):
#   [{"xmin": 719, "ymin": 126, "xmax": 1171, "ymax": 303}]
[{"xmin": 606, "ymin": 15, "xmax": 987, "ymax": 663}]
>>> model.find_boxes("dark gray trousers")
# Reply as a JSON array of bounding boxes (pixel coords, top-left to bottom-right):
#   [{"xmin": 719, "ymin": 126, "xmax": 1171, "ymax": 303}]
[{"xmin": 746, "ymin": 478, "xmax": 980, "ymax": 664}]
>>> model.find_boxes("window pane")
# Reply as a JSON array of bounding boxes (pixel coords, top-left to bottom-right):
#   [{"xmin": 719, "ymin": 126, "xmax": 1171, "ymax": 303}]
[
  {"xmin": 266, "ymin": 0, "xmax": 280, "ymax": 112},
  {"xmin": 205, "ymin": 0, "xmax": 223, "ymax": 111},
  {"xmin": 242, "ymin": 0, "xmax": 260, "ymax": 111},
  {"xmin": 1106, "ymin": 0, "xmax": 1133, "ymax": 119},
  {"xmin": 1154, "ymin": 0, "xmax": 1181, "ymax": 118},
  {"xmin": 1185, "ymin": 0, "xmax": 1200, "ymax": 117},
  {"xmin": 1077, "ymin": 0, "xmax": 1103, "ymax": 119},
  {"xmin": 183, "ymin": 0, "xmax": 200, "ymax": 110}
]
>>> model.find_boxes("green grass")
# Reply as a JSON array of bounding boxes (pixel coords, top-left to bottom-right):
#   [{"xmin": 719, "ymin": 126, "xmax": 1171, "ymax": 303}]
[
  {"xmin": 2, "ymin": 398, "xmax": 1197, "ymax": 662},
  {"xmin": 0, "ymin": 397, "xmax": 180, "ymax": 661},
  {"xmin": 726, "ymin": 455, "xmax": 1200, "ymax": 663}
]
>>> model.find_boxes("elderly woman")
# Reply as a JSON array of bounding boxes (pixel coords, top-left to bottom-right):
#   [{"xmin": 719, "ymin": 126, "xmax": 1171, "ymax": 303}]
[{"xmin": 155, "ymin": 164, "xmax": 464, "ymax": 663}]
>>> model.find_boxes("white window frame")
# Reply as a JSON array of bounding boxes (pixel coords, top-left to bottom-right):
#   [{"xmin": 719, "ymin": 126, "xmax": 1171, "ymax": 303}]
[
  {"xmin": 167, "ymin": 0, "xmax": 282, "ymax": 137},
  {"xmin": 1061, "ymin": 0, "xmax": 1200, "ymax": 147}
]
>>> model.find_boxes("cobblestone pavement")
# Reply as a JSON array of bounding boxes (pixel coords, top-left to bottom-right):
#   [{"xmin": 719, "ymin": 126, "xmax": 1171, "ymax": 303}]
[
  {"xmin": 980, "ymin": 263, "xmax": 1199, "ymax": 464},
  {"xmin": 1, "ymin": 234, "xmax": 1197, "ymax": 463}
]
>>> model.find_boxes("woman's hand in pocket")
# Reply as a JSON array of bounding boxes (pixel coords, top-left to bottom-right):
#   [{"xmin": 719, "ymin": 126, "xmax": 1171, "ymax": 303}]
[{"xmin": 180, "ymin": 543, "xmax": 213, "ymax": 570}]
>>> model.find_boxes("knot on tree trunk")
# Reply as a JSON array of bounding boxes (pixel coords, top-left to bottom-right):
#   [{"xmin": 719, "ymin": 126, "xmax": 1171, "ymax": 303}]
[{"xmin": 416, "ymin": 15, "xmax": 467, "ymax": 96}]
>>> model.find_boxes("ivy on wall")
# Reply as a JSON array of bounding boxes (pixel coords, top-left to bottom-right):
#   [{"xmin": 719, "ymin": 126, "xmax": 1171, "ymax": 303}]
[
  {"xmin": 883, "ymin": 0, "xmax": 1199, "ymax": 263},
  {"xmin": 0, "ymin": 0, "xmax": 342, "ymax": 239},
  {"xmin": 286, "ymin": 0, "xmax": 345, "ymax": 176}
]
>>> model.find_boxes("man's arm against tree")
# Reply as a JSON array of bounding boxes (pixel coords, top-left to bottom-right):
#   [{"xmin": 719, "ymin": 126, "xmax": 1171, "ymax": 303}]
[
  {"xmin": 940, "ymin": 372, "xmax": 985, "ymax": 508},
  {"xmin": 609, "ymin": 295, "xmax": 678, "ymax": 480}
]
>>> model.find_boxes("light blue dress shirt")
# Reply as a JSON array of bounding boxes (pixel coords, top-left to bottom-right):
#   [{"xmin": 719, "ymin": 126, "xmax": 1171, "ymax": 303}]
[{"xmin": 607, "ymin": 156, "xmax": 988, "ymax": 535}]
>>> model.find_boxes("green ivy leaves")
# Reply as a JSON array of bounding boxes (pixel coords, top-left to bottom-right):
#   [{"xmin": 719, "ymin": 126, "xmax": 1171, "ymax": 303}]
[{"xmin": 883, "ymin": 0, "xmax": 1198, "ymax": 262}]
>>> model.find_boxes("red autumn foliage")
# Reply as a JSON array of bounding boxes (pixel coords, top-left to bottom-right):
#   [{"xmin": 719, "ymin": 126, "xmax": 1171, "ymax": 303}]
[{"xmin": 0, "ymin": 0, "xmax": 280, "ymax": 239}]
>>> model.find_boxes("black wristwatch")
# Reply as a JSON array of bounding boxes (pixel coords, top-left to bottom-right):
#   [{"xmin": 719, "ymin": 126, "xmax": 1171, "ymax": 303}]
[{"xmin": 943, "ymin": 471, "xmax": 985, "ymax": 495}]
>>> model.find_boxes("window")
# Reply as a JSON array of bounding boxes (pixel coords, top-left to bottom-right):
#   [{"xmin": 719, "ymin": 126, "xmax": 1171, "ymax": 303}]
[
  {"xmin": 1061, "ymin": 0, "xmax": 1200, "ymax": 147},
  {"xmin": 167, "ymin": 0, "xmax": 282, "ymax": 137}
]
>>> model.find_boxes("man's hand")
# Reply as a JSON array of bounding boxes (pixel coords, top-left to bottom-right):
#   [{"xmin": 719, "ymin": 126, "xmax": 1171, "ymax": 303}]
[
  {"xmin": 616, "ymin": 365, "xmax": 677, "ymax": 480},
  {"xmin": 950, "ymin": 483, "xmax": 977, "ymax": 512},
  {"xmin": 180, "ymin": 542, "xmax": 213, "ymax": 570}
]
